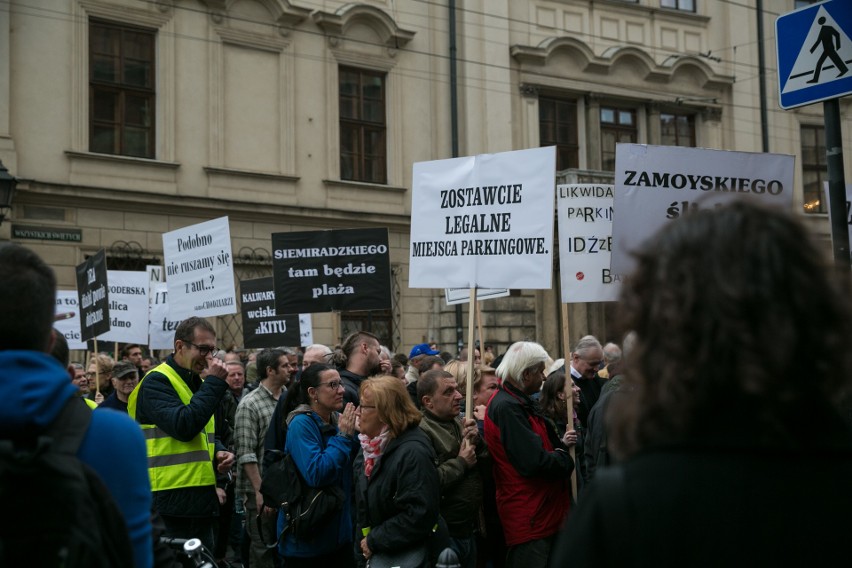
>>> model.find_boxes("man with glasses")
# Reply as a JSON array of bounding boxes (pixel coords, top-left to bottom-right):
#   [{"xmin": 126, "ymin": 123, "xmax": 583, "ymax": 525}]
[
  {"xmin": 128, "ymin": 316, "xmax": 232, "ymax": 552},
  {"xmin": 568, "ymin": 335, "xmax": 606, "ymax": 429},
  {"xmin": 234, "ymin": 347, "xmax": 297, "ymax": 568},
  {"xmin": 99, "ymin": 360, "xmax": 139, "ymax": 413}
]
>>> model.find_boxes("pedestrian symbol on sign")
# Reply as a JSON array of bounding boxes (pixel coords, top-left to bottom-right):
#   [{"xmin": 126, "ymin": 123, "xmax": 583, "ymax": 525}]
[
  {"xmin": 782, "ymin": 6, "xmax": 852, "ymax": 94},
  {"xmin": 807, "ymin": 17, "xmax": 849, "ymax": 83}
]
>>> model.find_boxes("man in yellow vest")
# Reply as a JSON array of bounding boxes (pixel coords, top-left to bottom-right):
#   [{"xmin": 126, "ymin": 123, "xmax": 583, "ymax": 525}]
[{"xmin": 129, "ymin": 316, "xmax": 232, "ymax": 552}]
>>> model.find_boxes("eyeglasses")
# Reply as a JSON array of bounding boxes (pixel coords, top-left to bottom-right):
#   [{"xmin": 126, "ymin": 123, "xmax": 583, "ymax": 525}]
[
  {"xmin": 85, "ymin": 371, "xmax": 108, "ymax": 378},
  {"xmin": 318, "ymin": 380, "xmax": 343, "ymax": 390},
  {"xmin": 186, "ymin": 341, "xmax": 217, "ymax": 356},
  {"xmin": 115, "ymin": 375, "xmax": 138, "ymax": 381}
]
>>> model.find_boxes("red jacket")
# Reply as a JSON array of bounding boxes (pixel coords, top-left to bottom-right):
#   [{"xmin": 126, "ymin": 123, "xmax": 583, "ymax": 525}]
[{"xmin": 483, "ymin": 382, "xmax": 573, "ymax": 547}]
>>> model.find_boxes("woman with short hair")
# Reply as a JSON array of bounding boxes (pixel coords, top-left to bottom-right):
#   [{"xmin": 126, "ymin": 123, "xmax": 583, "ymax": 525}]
[{"xmin": 354, "ymin": 375, "xmax": 441, "ymax": 567}]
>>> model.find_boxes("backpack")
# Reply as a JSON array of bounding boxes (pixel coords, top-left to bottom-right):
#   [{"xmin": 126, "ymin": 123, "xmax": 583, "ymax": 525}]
[
  {"xmin": 258, "ymin": 409, "xmax": 345, "ymax": 544},
  {"xmin": 0, "ymin": 397, "xmax": 135, "ymax": 567}
]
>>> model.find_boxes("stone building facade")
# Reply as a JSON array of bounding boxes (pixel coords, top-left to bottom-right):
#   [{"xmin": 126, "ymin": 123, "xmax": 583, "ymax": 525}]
[{"xmin": 0, "ymin": 0, "xmax": 848, "ymax": 358}]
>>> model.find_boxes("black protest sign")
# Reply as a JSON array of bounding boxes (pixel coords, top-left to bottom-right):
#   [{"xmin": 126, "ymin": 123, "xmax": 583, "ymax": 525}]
[
  {"xmin": 240, "ymin": 277, "xmax": 302, "ymax": 348},
  {"xmin": 75, "ymin": 249, "xmax": 111, "ymax": 341},
  {"xmin": 272, "ymin": 228, "xmax": 391, "ymax": 314}
]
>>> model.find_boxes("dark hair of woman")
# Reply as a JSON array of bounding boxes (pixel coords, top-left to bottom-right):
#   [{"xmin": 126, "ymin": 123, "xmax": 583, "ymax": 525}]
[
  {"xmin": 280, "ymin": 363, "xmax": 335, "ymax": 419},
  {"xmin": 609, "ymin": 200, "xmax": 852, "ymax": 459},
  {"xmin": 539, "ymin": 371, "xmax": 568, "ymax": 430}
]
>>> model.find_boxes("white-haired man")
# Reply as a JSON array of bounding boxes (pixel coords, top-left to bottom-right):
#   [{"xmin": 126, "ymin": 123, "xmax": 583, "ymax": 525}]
[
  {"xmin": 483, "ymin": 341, "xmax": 575, "ymax": 568},
  {"xmin": 570, "ymin": 335, "xmax": 606, "ymax": 428}
]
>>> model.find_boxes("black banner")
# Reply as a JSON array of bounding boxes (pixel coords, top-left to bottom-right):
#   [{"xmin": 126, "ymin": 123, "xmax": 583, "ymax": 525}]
[
  {"xmin": 271, "ymin": 228, "xmax": 391, "ymax": 314},
  {"xmin": 240, "ymin": 277, "xmax": 303, "ymax": 348},
  {"xmin": 75, "ymin": 249, "xmax": 111, "ymax": 341}
]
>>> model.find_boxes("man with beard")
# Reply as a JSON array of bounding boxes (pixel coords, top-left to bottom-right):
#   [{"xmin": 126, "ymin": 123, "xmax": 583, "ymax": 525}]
[{"xmin": 332, "ymin": 331, "xmax": 384, "ymax": 406}]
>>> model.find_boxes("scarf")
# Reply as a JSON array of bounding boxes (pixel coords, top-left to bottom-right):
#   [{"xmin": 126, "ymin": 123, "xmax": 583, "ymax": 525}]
[{"xmin": 358, "ymin": 426, "xmax": 391, "ymax": 478}]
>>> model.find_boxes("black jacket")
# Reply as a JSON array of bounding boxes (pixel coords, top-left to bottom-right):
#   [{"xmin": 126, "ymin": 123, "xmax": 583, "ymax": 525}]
[
  {"xmin": 550, "ymin": 406, "xmax": 852, "ymax": 567},
  {"xmin": 133, "ymin": 355, "xmax": 228, "ymax": 517},
  {"xmin": 355, "ymin": 425, "xmax": 441, "ymax": 559},
  {"xmin": 340, "ymin": 368, "xmax": 366, "ymax": 406}
]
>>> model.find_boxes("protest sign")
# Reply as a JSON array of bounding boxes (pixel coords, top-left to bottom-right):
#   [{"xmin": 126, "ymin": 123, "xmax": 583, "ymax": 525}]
[
  {"xmin": 557, "ymin": 184, "xmax": 622, "ymax": 303},
  {"xmin": 445, "ymin": 288, "xmax": 509, "ymax": 305},
  {"xmin": 240, "ymin": 277, "xmax": 303, "ymax": 348},
  {"xmin": 75, "ymin": 249, "xmax": 110, "ymax": 341},
  {"xmin": 299, "ymin": 314, "xmax": 314, "ymax": 346},
  {"xmin": 611, "ymin": 144, "xmax": 794, "ymax": 273},
  {"xmin": 409, "ymin": 146, "xmax": 555, "ymax": 289},
  {"xmin": 99, "ymin": 271, "xmax": 149, "ymax": 344},
  {"xmin": 149, "ymin": 283, "xmax": 179, "ymax": 350},
  {"xmin": 162, "ymin": 217, "xmax": 237, "ymax": 319},
  {"xmin": 55, "ymin": 290, "xmax": 86, "ymax": 350},
  {"xmin": 271, "ymin": 228, "xmax": 391, "ymax": 314},
  {"xmin": 147, "ymin": 264, "xmax": 163, "ymax": 284}
]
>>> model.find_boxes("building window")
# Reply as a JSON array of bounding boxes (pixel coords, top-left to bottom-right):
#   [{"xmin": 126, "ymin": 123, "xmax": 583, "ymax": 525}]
[
  {"xmin": 661, "ymin": 0, "xmax": 696, "ymax": 11},
  {"xmin": 89, "ymin": 20, "xmax": 156, "ymax": 159},
  {"xmin": 341, "ymin": 309, "xmax": 393, "ymax": 350},
  {"xmin": 339, "ymin": 67, "xmax": 387, "ymax": 184},
  {"xmin": 600, "ymin": 107, "xmax": 637, "ymax": 171},
  {"xmin": 539, "ymin": 97, "xmax": 579, "ymax": 170},
  {"xmin": 660, "ymin": 113, "xmax": 695, "ymax": 147},
  {"xmin": 801, "ymin": 125, "xmax": 827, "ymax": 214}
]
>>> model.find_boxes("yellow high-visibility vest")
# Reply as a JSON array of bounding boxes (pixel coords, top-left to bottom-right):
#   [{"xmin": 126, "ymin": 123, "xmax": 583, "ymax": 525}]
[
  {"xmin": 128, "ymin": 362, "xmax": 216, "ymax": 491},
  {"xmin": 83, "ymin": 397, "xmax": 98, "ymax": 410}
]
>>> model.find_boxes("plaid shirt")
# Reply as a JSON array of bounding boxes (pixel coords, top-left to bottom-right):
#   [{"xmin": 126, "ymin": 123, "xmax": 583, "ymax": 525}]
[{"xmin": 234, "ymin": 382, "xmax": 279, "ymax": 497}]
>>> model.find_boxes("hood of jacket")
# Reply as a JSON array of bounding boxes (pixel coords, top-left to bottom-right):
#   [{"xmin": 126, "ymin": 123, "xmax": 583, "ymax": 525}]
[{"xmin": 0, "ymin": 350, "xmax": 79, "ymax": 431}]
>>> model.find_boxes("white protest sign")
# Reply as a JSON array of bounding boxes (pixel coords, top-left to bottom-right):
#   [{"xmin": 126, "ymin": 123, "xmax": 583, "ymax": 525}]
[
  {"xmin": 445, "ymin": 288, "xmax": 510, "ymax": 305},
  {"xmin": 611, "ymin": 144, "xmax": 795, "ymax": 273},
  {"xmin": 55, "ymin": 290, "xmax": 86, "ymax": 350},
  {"xmin": 163, "ymin": 217, "xmax": 237, "ymax": 319},
  {"xmin": 557, "ymin": 184, "xmax": 622, "ymax": 303},
  {"xmin": 149, "ymin": 283, "xmax": 180, "ymax": 350},
  {"xmin": 147, "ymin": 264, "xmax": 163, "ymax": 284},
  {"xmin": 99, "ymin": 271, "xmax": 149, "ymax": 344},
  {"xmin": 409, "ymin": 146, "xmax": 556, "ymax": 289},
  {"xmin": 299, "ymin": 314, "xmax": 314, "ymax": 347}
]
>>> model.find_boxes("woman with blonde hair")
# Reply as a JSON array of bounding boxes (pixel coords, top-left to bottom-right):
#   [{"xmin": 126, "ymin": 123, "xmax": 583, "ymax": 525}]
[
  {"xmin": 86, "ymin": 353, "xmax": 114, "ymax": 404},
  {"xmin": 354, "ymin": 376, "xmax": 442, "ymax": 567}
]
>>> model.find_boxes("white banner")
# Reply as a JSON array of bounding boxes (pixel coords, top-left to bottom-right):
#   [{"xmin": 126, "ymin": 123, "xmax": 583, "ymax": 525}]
[
  {"xmin": 55, "ymin": 290, "xmax": 86, "ymax": 350},
  {"xmin": 299, "ymin": 314, "xmax": 314, "ymax": 347},
  {"xmin": 162, "ymin": 217, "xmax": 237, "ymax": 319},
  {"xmin": 99, "ymin": 271, "xmax": 149, "ymax": 344},
  {"xmin": 147, "ymin": 264, "xmax": 163, "ymax": 284},
  {"xmin": 409, "ymin": 147, "xmax": 556, "ymax": 289},
  {"xmin": 611, "ymin": 144, "xmax": 795, "ymax": 273},
  {"xmin": 149, "ymin": 283, "xmax": 180, "ymax": 350},
  {"xmin": 557, "ymin": 184, "xmax": 622, "ymax": 303},
  {"xmin": 445, "ymin": 288, "xmax": 510, "ymax": 305}
]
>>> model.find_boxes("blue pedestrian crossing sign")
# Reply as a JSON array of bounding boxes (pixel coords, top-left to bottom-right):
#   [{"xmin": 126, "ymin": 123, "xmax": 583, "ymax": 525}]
[{"xmin": 777, "ymin": 0, "xmax": 852, "ymax": 109}]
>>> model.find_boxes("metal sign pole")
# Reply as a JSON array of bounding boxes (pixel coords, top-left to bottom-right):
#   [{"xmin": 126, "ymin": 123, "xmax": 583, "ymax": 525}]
[{"xmin": 824, "ymin": 98, "xmax": 850, "ymax": 266}]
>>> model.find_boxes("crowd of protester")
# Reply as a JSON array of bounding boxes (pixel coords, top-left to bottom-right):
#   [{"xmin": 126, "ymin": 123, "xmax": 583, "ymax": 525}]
[{"xmin": 4, "ymin": 201, "xmax": 852, "ymax": 567}]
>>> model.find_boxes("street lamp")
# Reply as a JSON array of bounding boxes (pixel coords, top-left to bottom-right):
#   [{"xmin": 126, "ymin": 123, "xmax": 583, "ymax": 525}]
[{"xmin": 0, "ymin": 159, "xmax": 16, "ymax": 227}]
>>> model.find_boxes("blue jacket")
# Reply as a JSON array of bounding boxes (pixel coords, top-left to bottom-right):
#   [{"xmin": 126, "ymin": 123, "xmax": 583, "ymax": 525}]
[
  {"xmin": 0, "ymin": 350, "xmax": 153, "ymax": 568},
  {"xmin": 278, "ymin": 409, "xmax": 359, "ymax": 558}
]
